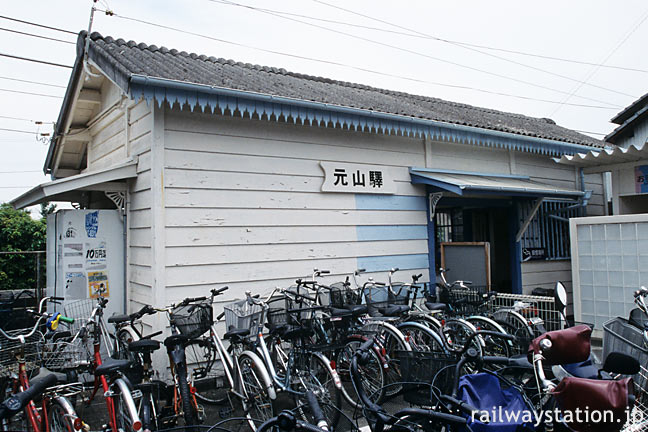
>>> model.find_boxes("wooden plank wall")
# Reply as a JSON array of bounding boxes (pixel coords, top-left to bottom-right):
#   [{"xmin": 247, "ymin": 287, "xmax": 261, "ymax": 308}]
[{"xmin": 162, "ymin": 109, "xmax": 430, "ymax": 303}]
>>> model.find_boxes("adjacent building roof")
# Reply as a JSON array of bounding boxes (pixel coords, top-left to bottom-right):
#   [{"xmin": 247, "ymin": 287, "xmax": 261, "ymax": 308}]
[
  {"xmin": 556, "ymin": 141, "xmax": 648, "ymax": 173},
  {"xmin": 605, "ymin": 92, "xmax": 648, "ymax": 145}
]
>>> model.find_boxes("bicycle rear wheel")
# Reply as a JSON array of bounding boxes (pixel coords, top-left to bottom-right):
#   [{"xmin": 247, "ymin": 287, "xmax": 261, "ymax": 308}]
[
  {"xmin": 294, "ymin": 353, "xmax": 342, "ymax": 428},
  {"xmin": 184, "ymin": 338, "xmax": 228, "ymax": 404}
]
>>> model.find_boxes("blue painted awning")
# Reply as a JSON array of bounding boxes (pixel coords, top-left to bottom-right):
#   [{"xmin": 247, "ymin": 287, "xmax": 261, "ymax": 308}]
[{"xmin": 409, "ymin": 168, "xmax": 585, "ymax": 198}]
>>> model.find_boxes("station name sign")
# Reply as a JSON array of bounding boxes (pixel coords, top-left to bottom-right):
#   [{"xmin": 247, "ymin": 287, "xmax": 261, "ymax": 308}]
[{"xmin": 320, "ymin": 162, "xmax": 397, "ymax": 194}]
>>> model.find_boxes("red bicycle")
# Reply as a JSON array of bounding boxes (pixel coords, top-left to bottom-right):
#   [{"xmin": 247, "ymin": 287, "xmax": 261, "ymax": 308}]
[{"xmin": 0, "ymin": 296, "xmax": 86, "ymax": 432}]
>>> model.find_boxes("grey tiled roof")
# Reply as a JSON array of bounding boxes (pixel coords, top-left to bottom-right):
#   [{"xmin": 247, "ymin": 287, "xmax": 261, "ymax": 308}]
[{"xmin": 86, "ymin": 31, "xmax": 604, "ymax": 148}]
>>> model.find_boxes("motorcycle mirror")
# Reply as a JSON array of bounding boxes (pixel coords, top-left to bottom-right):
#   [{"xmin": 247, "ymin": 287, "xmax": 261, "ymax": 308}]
[
  {"xmin": 554, "ymin": 281, "xmax": 568, "ymax": 312},
  {"xmin": 602, "ymin": 351, "xmax": 640, "ymax": 375}
]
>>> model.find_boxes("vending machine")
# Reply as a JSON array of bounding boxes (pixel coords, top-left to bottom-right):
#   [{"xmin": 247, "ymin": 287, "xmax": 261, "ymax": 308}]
[{"xmin": 46, "ymin": 209, "xmax": 125, "ymax": 319}]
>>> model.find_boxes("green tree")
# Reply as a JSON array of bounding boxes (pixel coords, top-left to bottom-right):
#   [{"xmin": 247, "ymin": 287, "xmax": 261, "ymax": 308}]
[{"xmin": 0, "ymin": 203, "xmax": 47, "ymax": 291}]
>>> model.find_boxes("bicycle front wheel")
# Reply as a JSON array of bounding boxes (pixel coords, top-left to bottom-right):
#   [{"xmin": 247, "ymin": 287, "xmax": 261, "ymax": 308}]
[
  {"xmin": 114, "ymin": 379, "xmax": 142, "ymax": 432},
  {"xmin": 47, "ymin": 398, "xmax": 76, "ymax": 432},
  {"xmin": 238, "ymin": 352, "xmax": 275, "ymax": 430},
  {"xmin": 294, "ymin": 353, "xmax": 342, "ymax": 428}
]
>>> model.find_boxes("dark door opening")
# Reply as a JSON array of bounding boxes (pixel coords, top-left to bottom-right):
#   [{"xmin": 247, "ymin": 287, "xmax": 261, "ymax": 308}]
[{"xmin": 435, "ymin": 206, "xmax": 513, "ymax": 293}]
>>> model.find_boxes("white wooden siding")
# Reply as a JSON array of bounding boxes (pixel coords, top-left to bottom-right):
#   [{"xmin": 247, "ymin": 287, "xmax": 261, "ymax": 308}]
[{"xmin": 163, "ymin": 109, "xmax": 428, "ymax": 298}]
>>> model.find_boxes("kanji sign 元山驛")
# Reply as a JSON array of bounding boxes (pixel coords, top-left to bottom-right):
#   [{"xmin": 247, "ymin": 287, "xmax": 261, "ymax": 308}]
[{"xmin": 320, "ymin": 162, "xmax": 397, "ymax": 194}]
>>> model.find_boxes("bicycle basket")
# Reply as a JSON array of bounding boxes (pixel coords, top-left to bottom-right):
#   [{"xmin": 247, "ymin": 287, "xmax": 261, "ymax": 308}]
[
  {"xmin": 397, "ymin": 349, "xmax": 456, "ymax": 405},
  {"xmin": 266, "ymin": 296, "xmax": 291, "ymax": 330},
  {"xmin": 327, "ymin": 282, "xmax": 361, "ymax": 308},
  {"xmin": 171, "ymin": 300, "xmax": 213, "ymax": 338},
  {"xmin": 364, "ymin": 285, "xmax": 411, "ymax": 317},
  {"xmin": 63, "ymin": 298, "xmax": 96, "ymax": 333},
  {"xmin": 224, "ymin": 298, "xmax": 266, "ymax": 341},
  {"xmin": 0, "ymin": 329, "xmax": 43, "ymax": 378},
  {"xmin": 603, "ymin": 317, "xmax": 648, "ymax": 394},
  {"xmin": 41, "ymin": 341, "xmax": 86, "ymax": 371}
]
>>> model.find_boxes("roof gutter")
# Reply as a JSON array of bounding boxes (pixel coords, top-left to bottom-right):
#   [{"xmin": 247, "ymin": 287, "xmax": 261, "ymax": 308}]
[{"xmin": 129, "ymin": 74, "xmax": 600, "ymax": 156}]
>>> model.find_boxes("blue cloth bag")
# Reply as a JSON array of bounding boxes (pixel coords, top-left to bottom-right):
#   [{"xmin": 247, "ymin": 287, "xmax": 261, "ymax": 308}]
[{"xmin": 457, "ymin": 373, "xmax": 536, "ymax": 432}]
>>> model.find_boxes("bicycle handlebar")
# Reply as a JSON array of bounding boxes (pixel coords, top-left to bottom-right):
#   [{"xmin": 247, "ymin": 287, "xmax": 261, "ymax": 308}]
[{"xmin": 0, "ymin": 373, "xmax": 58, "ymax": 421}]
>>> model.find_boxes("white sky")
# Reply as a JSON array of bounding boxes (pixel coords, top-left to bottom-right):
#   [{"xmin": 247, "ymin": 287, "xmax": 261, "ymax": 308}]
[{"xmin": 1, "ymin": 0, "xmax": 647, "ymax": 209}]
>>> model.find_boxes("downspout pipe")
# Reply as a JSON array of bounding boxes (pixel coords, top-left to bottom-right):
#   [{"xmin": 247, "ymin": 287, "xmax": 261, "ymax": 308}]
[{"xmin": 579, "ymin": 167, "xmax": 587, "ymax": 217}]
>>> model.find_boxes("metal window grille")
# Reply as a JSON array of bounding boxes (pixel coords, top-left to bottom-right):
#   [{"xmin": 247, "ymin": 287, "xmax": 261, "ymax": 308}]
[
  {"xmin": 519, "ymin": 200, "xmax": 581, "ymax": 260},
  {"xmin": 435, "ymin": 208, "xmax": 464, "ymax": 243}
]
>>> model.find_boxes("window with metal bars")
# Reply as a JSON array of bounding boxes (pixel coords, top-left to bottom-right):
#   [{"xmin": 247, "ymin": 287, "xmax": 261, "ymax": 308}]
[
  {"xmin": 435, "ymin": 208, "xmax": 464, "ymax": 243},
  {"xmin": 519, "ymin": 200, "xmax": 581, "ymax": 260}
]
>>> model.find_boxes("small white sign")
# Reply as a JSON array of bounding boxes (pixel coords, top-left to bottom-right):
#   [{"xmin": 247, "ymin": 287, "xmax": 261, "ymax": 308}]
[{"xmin": 320, "ymin": 161, "xmax": 396, "ymax": 194}]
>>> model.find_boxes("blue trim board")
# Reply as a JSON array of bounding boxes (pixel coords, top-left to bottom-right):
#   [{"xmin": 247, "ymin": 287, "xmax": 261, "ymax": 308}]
[
  {"xmin": 129, "ymin": 75, "xmax": 599, "ymax": 157},
  {"xmin": 357, "ymin": 254, "xmax": 429, "ymax": 273},
  {"xmin": 355, "ymin": 195, "xmax": 427, "ymax": 211},
  {"xmin": 425, "ymin": 190, "xmax": 436, "ymax": 275},
  {"xmin": 356, "ymin": 225, "xmax": 427, "ymax": 241}
]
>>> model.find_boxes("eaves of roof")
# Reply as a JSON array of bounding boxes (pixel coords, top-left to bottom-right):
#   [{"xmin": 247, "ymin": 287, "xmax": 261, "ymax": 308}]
[{"xmin": 605, "ymin": 104, "xmax": 648, "ymax": 144}]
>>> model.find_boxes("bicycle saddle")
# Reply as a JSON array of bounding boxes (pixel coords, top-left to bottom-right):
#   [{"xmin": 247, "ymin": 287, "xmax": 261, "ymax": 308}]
[
  {"xmin": 163, "ymin": 334, "xmax": 189, "ymax": 348},
  {"xmin": 378, "ymin": 305, "xmax": 410, "ymax": 317},
  {"xmin": 107, "ymin": 314, "xmax": 131, "ymax": 324},
  {"xmin": 95, "ymin": 358, "xmax": 131, "ymax": 377},
  {"xmin": 424, "ymin": 302, "xmax": 448, "ymax": 312},
  {"xmin": 128, "ymin": 339, "xmax": 161, "ymax": 353},
  {"xmin": 31, "ymin": 367, "xmax": 68, "ymax": 384},
  {"xmin": 223, "ymin": 327, "xmax": 250, "ymax": 340}
]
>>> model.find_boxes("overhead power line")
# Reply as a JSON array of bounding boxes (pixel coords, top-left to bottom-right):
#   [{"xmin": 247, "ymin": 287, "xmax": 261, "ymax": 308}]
[
  {"xmin": 0, "ymin": 127, "xmax": 50, "ymax": 135},
  {"xmin": 549, "ymin": 7, "xmax": 648, "ymax": 116},
  {"xmin": 0, "ymin": 26, "xmax": 75, "ymax": 44},
  {"xmin": 0, "ymin": 170, "xmax": 41, "ymax": 173},
  {"xmin": 209, "ymin": 0, "xmax": 648, "ymax": 74},
  {"xmin": 205, "ymin": 0, "xmax": 625, "ymax": 107},
  {"xmin": 0, "ymin": 15, "xmax": 77, "ymax": 35},
  {"xmin": 96, "ymin": 9, "xmax": 620, "ymax": 110},
  {"xmin": 0, "ymin": 52, "xmax": 72, "ymax": 69},
  {"xmin": 309, "ymin": 0, "xmax": 636, "ymax": 99},
  {"xmin": 0, "ymin": 76, "xmax": 66, "ymax": 89},
  {"xmin": 0, "ymin": 115, "xmax": 54, "ymax": 124},
  {"xmin": 0, "ymin": 88, "xmax": 63, "ymax": 99}
]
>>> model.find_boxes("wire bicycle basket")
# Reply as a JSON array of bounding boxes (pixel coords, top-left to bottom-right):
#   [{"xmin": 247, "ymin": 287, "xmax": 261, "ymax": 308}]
[
  {"xmin": 224, "ymin": 298, "xmax": 266, "ymax": 342},
  {"xmin": 0, "ymin": 329, "xmax": 43, "ymax": 378},
  {"xmin": 40, "ymin": 341, "xmax": 87, "ymax": 371},
  {"xmin": 63, "ymin": 298, "xmax": 96, "ymax": 333},
  {"xmin": 170, "ymin": 300, "xmax": 214, "ymax": 339}
]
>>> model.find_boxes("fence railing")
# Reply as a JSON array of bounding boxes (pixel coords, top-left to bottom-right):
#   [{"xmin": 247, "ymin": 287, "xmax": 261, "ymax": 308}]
[{"xmin": 0, "ymin": 250, "xmax": 46, "ymax": 300}]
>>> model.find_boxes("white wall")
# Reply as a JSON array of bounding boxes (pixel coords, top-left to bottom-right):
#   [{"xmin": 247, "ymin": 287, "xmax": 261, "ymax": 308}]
[{"xmin": 162, "ymin": 108, "xmax": 431, "ymax": 304}]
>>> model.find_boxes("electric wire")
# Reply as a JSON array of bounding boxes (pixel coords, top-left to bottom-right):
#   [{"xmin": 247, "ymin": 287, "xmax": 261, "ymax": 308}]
[
  {"xmin": 0, "ymin": 15, "xmax": 77, "ymax": 35},
  {"xmin": 0, "ymin": 53, "xmax": 72, "ymax": 69},
  {"xmin": 309, "ymin": 0, "xmax": 636, "ymax": 98},
  {"xmin": 0, "ymin": 88, "xmax": 63, "ymax": 98},
  {"xmin": 0, "ymin": 26, "xmax": 75, "ymax": 45},
  {"xmin": 0, "ymin": 115, "xmax": 54, "ymax": 124},
  {"xmin": 0, "ymin": 170, "xmax": 41, "ymax": 173},
  {"xmin": 96, "ymin": 9, "xmax": 620, "ymax": 110},
  {"xmin": 549, "ymin": 7, "xmax": 648, "ymax": 116},
  {"xmin": 0, "ymin": 76, "xmax": 67, "ymax": 89},
  {"xmin": 205, "ymin": 0, "xmax": 625, "ymax": 107},
  {"xmin": 0, "ymin": 127, "xmax": 49, "ymax": 135},
  {"xmin": 208, "ymin": 0, "xmax": 648, "ymax": 74}
]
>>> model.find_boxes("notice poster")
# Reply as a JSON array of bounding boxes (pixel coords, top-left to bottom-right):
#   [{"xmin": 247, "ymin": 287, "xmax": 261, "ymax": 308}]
[
  {"xmin": 636, "ymin": 165, "xmax": 648, "ymax": 194},
  {"xmin": 65, "ymin": 272, "xmax": 86, "ymax": 299},
  {"xmin": 63, "ymin": 243, "xmax": 84, "ymax": 270},
  {"xmin": 85, "ymin": 240, "xmax": 109, "ymax": 298},
  {"xmin": 88, "ymin": 271, "xmax": 109, "ymax": 298}
]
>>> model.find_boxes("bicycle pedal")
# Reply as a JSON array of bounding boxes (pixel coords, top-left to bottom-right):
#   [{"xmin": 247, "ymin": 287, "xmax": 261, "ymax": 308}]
[{"xmin": 219, "ymin": 406, "xmax": 233, "ymax": 419}]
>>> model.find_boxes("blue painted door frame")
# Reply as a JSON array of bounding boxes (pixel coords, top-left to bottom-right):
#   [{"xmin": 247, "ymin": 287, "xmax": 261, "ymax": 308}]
[{"xmin": 425, "ymin": 187, "xmax": 523, "ymax": 294}]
